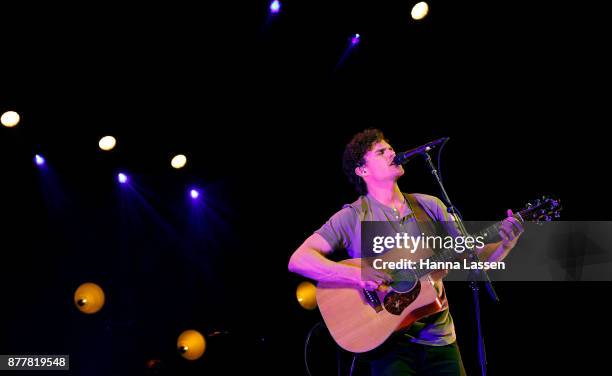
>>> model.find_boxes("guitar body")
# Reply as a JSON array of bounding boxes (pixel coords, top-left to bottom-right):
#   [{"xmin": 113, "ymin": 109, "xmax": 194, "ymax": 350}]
[{"xmin": 316, "ymin": 252, "xmax": 446, "ymax": 353}]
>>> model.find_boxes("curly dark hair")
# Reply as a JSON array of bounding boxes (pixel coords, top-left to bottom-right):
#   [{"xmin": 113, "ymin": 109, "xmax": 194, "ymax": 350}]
[{"xmin": 342, "ymin": 129, "xmax": 388, "ymax": 195}]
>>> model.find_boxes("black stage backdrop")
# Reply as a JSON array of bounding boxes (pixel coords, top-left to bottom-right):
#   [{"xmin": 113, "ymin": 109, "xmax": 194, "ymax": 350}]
[{"xmin": 2, "ymin": 1, "xmax": 610, "ymax": 375}]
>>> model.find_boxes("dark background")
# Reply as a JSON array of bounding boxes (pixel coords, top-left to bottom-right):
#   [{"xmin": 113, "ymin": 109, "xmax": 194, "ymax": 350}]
[{"xmin": 2, "ymin": 1, "xmax": 610, "ymax": 375}]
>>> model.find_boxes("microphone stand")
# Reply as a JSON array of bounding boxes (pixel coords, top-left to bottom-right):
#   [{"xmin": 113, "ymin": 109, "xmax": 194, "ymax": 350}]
[{"xmin": 419, "ymin": 150, "xmax": 499, "ymax": 376}]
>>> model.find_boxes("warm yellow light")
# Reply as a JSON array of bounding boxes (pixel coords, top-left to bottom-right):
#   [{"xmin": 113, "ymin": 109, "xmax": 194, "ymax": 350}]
[
  {"xmin": 177, "ymin": 330, "xmax": 206, "ymax": 360},
  {"xmin": 296, "ymin": 281, "xmax": 317, "ymax": 310},
  {"xmin": 74, "ymin": 282, "xmax": 105, "ymax": 314},
  {"xmin": 171, "ymin": 154, "xmax": 187, "ymax": 169},
  {"xmin": 99, "ymin": 136, "xmax": 117, "ymax": 151},
  {"xmin": 411, "ymin": 2, "xmax": 429, "ymax": 21},
  {"xmin": 1, "ymin": 111, "xmax": 20, "ymax": 128}
]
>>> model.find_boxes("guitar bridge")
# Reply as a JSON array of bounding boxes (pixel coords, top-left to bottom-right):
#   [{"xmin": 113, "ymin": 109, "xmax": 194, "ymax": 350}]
[{"xmin": 363, "ymin": 289, "xmax": 383, "ymax": 312}]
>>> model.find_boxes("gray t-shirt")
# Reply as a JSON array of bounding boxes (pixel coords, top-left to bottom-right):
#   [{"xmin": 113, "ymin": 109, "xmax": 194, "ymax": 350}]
[{"xmin": 315, "ymin": 192, "xmax": 459, "ymax": 346}]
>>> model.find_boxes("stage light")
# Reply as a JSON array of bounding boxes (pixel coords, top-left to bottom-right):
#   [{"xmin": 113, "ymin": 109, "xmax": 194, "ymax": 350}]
[
  {"xmin": 34, "ymin": 154, "xmax": 45, "ymax": 166},
  {"xmin": 99, "ymin": 136, "xmax": 117, "ymax": 151},
  {"xmin": 177, "ymin": 330, "xmax": 206, "ymax": 360},
  {"xmin": 335, "ymin": 33, "xmax": 361, "ymax": 70},
  {"xmin": 411, "ymin": 2, "xmax": 429, "ymax": 20},
  {"xmin": 270, "ymin": 0, "xmax": 281, "ymax": 13},
  {"xmin": 190, "ymin": 189, "xmax": 200, "ymax": 199},
  {"xmin": 1, "ymin": 111, "xmax": 20, "ymax": 128},
  {"xmin": 118, "ymin": 173, "xmax": 128, "ymax": 184},
  {"xmin": 74, "ymin": 282, "xmax": 105, "ymax": 314},
  {"xmin": 296, "ymin": 281, "xmax": 317, "ymax": 310},
  {"xmin": 171, "ymin": 154, "xmax": 187, "ymax": 169}
]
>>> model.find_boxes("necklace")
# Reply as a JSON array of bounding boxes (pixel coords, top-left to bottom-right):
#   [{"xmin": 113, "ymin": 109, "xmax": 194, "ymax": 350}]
[{"xmin": 392, "ymin": 194, "xmax": 408, "ymax": 214}]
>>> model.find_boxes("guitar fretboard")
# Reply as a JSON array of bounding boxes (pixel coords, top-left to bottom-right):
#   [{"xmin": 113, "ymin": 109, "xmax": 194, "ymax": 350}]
[{"xmin": 412, "ymin": 214, "xmax": 521, "ymax": 278}]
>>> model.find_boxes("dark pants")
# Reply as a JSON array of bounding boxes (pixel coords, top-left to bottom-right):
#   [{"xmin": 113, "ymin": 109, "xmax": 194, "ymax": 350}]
[{"xmin": 367, "ymin": 335, "xmax": 466, "ymax": 376}]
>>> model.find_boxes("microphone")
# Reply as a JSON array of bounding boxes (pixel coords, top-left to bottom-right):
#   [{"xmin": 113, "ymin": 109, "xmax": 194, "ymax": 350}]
[{"xmin": 392, "ymin": 137, "xmax": 449, "ymax": 165}]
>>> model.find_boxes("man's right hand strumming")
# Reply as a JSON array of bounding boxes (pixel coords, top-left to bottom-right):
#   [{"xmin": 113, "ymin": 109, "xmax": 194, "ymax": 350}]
[{"xmin": 358, "ymin": 264, "xmax": 393, "ymax": 291}]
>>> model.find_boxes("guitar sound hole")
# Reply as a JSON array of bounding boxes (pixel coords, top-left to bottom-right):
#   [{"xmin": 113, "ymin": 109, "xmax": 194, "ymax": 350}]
[
  {"xmin": 389, "ymin": 269, "xmax": 418, "ymax": 293},
  {"xmin": 383, "ymin": 280, "xmax": 421, "ymax": 315}
]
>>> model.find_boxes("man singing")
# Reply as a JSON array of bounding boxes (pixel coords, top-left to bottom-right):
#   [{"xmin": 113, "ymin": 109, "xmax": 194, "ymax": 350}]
[{"xmin": 288, "ymin": 128, "xmax": 523, "ymax": 375}]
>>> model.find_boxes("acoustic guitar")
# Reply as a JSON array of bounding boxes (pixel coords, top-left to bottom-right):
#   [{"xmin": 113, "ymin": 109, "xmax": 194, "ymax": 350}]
[{"xmin": 316, "ymin": 197, "xmax": 562, "ymax": 353}]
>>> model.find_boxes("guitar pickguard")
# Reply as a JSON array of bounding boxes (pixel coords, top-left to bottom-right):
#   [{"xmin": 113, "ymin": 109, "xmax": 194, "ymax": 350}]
[{"xmin": 383, "ymin": 280, "xmax": 421, "ymax": 315}]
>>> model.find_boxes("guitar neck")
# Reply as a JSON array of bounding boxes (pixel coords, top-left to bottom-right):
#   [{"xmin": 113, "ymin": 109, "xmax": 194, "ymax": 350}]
[{"xmin": 412, "ymin": 214, "xmax": 522, "ymax": 278}]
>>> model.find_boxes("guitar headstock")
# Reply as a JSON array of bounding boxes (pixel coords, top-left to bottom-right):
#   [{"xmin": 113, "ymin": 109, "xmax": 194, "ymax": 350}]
[{"xmin": 517, "ymin": 196, "xmax": 562, "ymax": 223}]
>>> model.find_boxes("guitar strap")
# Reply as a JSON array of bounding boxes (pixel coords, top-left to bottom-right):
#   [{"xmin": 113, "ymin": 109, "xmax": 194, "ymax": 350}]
[
  {"xmin": 404, "ymin": 193, "xmax": 450, "ymax": 320},
  {"xmin": 404, "ymin": 193, "xmax": 437, "ymax": 236}
]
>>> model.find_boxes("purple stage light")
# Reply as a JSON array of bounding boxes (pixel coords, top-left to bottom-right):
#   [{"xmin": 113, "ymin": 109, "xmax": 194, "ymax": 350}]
[
  {"xmin": 270, "ymin": 0, "xmax": 281, "ymax": 14},
  {"xmin": 190, "ymin": 189, "xmax": 200, "ymax": 199},
  {"xmin": 118, "ymin": 173, "xmax": 128, "ymax": 184},
  {"xmin": 34, "ymin": 154, "xmax": 45, "ymax": 166},
  {"xmin": 351, "ymin": 33, "xmax": 360, "ymax": 45}
]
